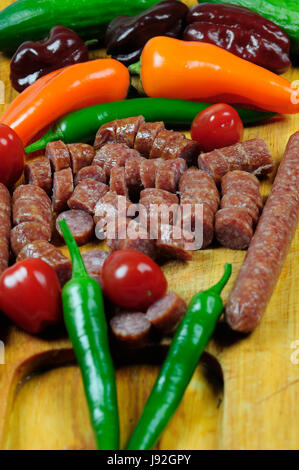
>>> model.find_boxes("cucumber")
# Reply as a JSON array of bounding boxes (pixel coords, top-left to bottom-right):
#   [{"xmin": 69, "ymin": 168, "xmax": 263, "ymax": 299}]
[{"xmin": 0, "ymin": 0, "xmax": 159, "ymax": 55}]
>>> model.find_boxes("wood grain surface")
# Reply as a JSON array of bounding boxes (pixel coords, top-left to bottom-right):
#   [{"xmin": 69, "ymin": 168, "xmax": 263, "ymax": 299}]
[{"xmin": 0, "ymin": 0, "xmax": 298, "ymax": 451}]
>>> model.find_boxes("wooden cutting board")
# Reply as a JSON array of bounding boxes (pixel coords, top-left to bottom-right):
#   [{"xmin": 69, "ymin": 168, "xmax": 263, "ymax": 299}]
[{"xmin": 0, "ymin": 0, "xmax": 299, "ymax": 451}]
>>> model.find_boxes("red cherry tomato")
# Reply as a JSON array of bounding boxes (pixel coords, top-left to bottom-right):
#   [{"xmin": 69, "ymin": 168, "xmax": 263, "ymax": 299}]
[
  {"xmin": 191, "ymin": 104, "xmax": 244, "ymax": 152},
  {"xmin": 101, "ymin": 250, "xmax": 168, "ymax": 311},
  {"xmin": 0, "ymin": 124, "xmax": 24, "ymax": 187},
  {"xmin": 0, "ymin": 259, "xmax": 62, "ymax": 334}
]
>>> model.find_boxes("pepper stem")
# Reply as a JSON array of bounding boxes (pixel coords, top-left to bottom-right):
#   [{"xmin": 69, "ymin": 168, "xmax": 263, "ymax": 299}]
[
  {"xmin": 59, "ymin": 219, "xmax": 87, "ymax": 279},
  {"xmin": 25, "ymin": 126, "xmax": 63, "ymax": 154},
  {"xmin": 209, "ymin": 263, "xmax": 232, "ymax": 295},
  {"xmin": 128, "ymin": 60, "xmax": 141, "ymax": 77},
  {"xmin": 84, "ymin": 39, "xmax": 98, "ymax": 47}
]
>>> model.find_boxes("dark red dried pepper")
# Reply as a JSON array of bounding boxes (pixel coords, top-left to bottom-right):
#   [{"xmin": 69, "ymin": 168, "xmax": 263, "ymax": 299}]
[
  {"xmin": 105, "ymin": 0, "xmax": 188, "ymax": 66},
  {"xmin": 10, "ymin": 26, "xmax": 89, "ymax": 92},
  {"xmin": 184, "ymin": 3, "xmax": 291, "ymax": 74}
]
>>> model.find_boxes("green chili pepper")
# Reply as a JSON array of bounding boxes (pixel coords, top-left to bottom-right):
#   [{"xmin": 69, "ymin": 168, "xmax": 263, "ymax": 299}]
[
  {"xmin": 126, "ymin": 263, "xmax": 232, "ymax": 450},
  {"xmin": 0, "ymin": 0, "xmax": 159, "ymax": 55},
  {"xmin": 59, "ymin": 219, "xmax": 119, "ymax": 450},
  {"xmin": 25, "ymin": 98, "xmax": 275, "ymax": 154}
]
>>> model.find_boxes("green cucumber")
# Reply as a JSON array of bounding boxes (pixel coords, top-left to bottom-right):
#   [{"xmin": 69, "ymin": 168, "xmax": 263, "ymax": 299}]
[{"xmin": 0, "ymin": 0, "xmax": 159, "ymax": 55}]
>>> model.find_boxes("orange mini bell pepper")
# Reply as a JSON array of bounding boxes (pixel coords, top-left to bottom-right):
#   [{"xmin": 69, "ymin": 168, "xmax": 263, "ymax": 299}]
[
  {"xmin": 1, "ymin": 59, "xmax": 130, "ymax": 145},
  {"xmin": 137, "ymin": 36, "xmax": 299, "ymax": 114}
]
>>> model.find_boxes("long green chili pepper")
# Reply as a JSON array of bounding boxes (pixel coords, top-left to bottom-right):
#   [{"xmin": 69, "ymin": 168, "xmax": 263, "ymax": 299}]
[
  {"xmin": 126, "ymin": 263, "xmax": 232, "ymax": 450},
  {"xmin": 59, "ymin": 219, "xmax": 119, "ymax": 450},
  {"xmin": 25, "ymin": 98, "xmax": 275, "ymax": 153}
]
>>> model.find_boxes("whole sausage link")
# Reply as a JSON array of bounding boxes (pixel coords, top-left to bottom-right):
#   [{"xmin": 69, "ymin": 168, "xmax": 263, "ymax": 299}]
[{"xmin": 226, "ymin": 132, "xmax": 299, "ymax": 332}]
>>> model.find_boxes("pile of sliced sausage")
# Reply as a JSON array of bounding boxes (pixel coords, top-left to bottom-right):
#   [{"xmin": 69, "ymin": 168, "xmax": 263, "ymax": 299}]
[
  {"xmin": 8, "ymin": 116, "xmax": 274, "ymax": 270},
  {"xmin": 1, "ymin": 116, "xmax": 298, "ymax": 340}
]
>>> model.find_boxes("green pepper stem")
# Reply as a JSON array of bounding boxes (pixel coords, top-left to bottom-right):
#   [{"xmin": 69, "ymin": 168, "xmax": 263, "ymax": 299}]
[
  {"xmin": 84, "ymin": 39, "xmax": 98, "ymax": 47},
  {"xmin": 208, "ymin": 263, "xmax": 232, "ymax": 295},
  {"xmin": 128, "ymin": 60, "xmax": 141, "ymax": 76},
  {"xmin": 59, "ymin": 219, "xmax": 87, "ymax": 279},
  {"xmin": 25, "ymin": 126, "xmax": 62, "ymax": 154}
]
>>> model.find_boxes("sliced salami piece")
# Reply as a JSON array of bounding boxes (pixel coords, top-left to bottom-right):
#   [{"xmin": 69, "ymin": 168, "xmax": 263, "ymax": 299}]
[
  {"xmin": 221, "ymin": 192, "xmax": 260, "ymax": 224},
  {"xmin": 17, "ymin": 240, "xmax": 72, "ymax": 286},
  {"xmin": 158, "ymin": 132, "xmax": 200, "ymax": 165},
  {"xmin": 93, "ymin": 144, "xmax": 113, "ymax": 169},
  {"xmin": 198, "ymin": 151, "xmax": 229, "ymax": 184},
  {"xmin": 110, "ymin": 166, "xmax": 128, "ymax": 196},
  {"xmin": 24, "ymin": 158, "xmax": 52, "ymax": 194},
  {"xmin": 93, "ymin": 143, "xmax": 140, "ymax": 178},
  {"xmin": 139, "ymin": 159, "xmax": 161, "ymax": 189},
  {"xmin": 228, "ymin": 139, "xmax": 273, "ymax": 174},
  {"xmin": 221, "ymin": 170, "xmax": 260, "ymax": 191},
  {"xmin": 168, "ymin": 138, "xmax": 201, "ymax": 166},
  {"xmin": 179, "ymin": 168, "xmax": 220, "ymax": 214},
  {"xmin": 94, "ymin": 191, "xmax": 130, "ymax": 225},
  {"xmin": 224, "ymin": 186, "xmax": 263, "ymax": 211},
  {"xmin": 215, "ymin": 207, "xmax": 253, "ymax": 250},
  {"xmin": 146, "ymin": 292, "xmax": 187, "ymax": 334},
  {"xmin": 140, "ymin": 189, "xmax": 179, "ymax": 226},
  {"xmin": 68, "ymin": 179, "xmax": 109, "ymax": 215},
  {"xmin": 67, "ymin": 143, "xmax": 95, "ymax": 174},
  {"xmin": 13, "ymin": 184, "xmax": 51, "ymax": 207},
  {"xmin": 13, "ymin": 184, "xmax": 53, "ymax": 237},
  {"xmin": 0, "ymin": 184, "xmax": 11, "ymax": 274},
  {"xmin": 226, "ymin": 132, "xmax": 299, "ymax": 332},
  {"xmin": 52, "ymin": 168, "xmax": 74, "ymax": 214},
  {"xmin": 93, "ymin": 146, "xmax": 111, "ymax": 169},
  {"xmin": 179, "ymin": 167, "xmax": 218, "ymax": 194},
  {"xmin": 11, "ymin": 222, "xmax": 51, "ymax": 256},
  {"xmin": 110, "ymin": 313, "xmax": 152, "ymax": 347},
  {"xmin": 45, "ymin": 140, "xmax": 70, "ymax": 172},
  {"xmin": 198, "ymin": 138, "xmax": 274, "ymax": 184},
  {"xmin": 56, "ymin": 210, "xmax": 95, "ymax": 246},
  {"xmin": 94, "ymin": 120, "xmax": 119, "ymax": 150},
  {"xmin": 182, "ymin": 186, "xmax": 219, "ymax": 216},
  {"xmin": 219, "ymin": 171, "xmax": 262, "ymax": 236},
  {"xmin": 115, "ymin": 238, "xmax": 157, "ymax": 261},
  {"xmin": 156, "ymin": 224, "xmax": 193, "ymax": 261},
  {"xmin": 156, "ymin": 158, "xmax": 187, "ymax": 193},
  {"xmin": 140, "ymin": 188, "xmax": 179, "ymax": 205},
  {"xmin": 221, "ymin": 170, "xmax": 263, "ymax": 209},
  {"xmin": 103, "ymin": 146, "xmax": 141, "ymax": 180},
  {"xmin": 74, "ymin": 165, "xmax": 106, "ymax": 186},
  {"xmin": 134, "ymin": 122, "xmax": 165, "ymax": 156},
  {"xmin": 125, "ymin": 156, "xmax": 146, "ymax": 197},
  {"xmin": 115, "ymin": 116, "xmax": 145, "ymax": 148},
  {"xmin": 160, "ymin": 132, "xmax": 186, "ymax": 160},
  {"xmin": 82, "ymin": 249, "xmax": 109, "ymax": 286},
  {"xmin": 150, "ymin": 130, "xmax": 182, "ymax": 159},
  {"xmin": 158, "ymin": 131, "xmax": 185, "ymax": 157},
  {"xmin": 13, "ymin": 198, "xmax": 53, "ymax": 236}
]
